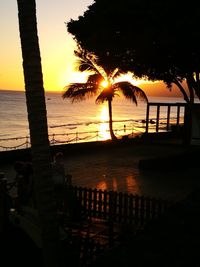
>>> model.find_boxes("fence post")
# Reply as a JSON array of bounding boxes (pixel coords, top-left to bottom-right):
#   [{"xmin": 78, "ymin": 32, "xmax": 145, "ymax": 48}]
[{"xmin": 108, "ymin": 191, "xmax": 114, "ymax": 246}]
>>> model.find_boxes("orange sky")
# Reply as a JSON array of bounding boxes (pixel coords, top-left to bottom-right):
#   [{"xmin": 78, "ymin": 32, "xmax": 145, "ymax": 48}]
[
  {"xmin": 0, "ymin": 0, "xmax": 94, "ymax": 92},
  {"xmin": 0, "ymin": 0, "xmax": 184, "ymax": 98},
  {"xmin": 140, "ymin": 81, "xmax": 184, "ymax": 98}
]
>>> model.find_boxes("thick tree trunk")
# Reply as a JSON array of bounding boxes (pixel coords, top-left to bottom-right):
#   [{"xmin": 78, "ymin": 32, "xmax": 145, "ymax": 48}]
[
  {"xmin": 173, "ymin": 79, "xmax": 190, "ymax": 104},
  {"xmin": 17, "ymin": 1, "xmax": 62, "ymax": 266}
]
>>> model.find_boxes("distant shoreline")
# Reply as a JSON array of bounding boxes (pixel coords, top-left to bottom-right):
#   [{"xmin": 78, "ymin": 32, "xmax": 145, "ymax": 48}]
[{"xmin": 0, "ymin": 87, "xmax": 186, "ymax": 97}]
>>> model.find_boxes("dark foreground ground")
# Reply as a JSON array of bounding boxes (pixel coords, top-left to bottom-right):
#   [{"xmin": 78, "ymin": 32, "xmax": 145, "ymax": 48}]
[
  {"xmin": 1, "ymin": 188, "xmax": 200, "ymax": 267},
  {"xmin": 1, "ymin": 136, "xmax": 200, "ymax": 266},
  {"xmin": 92, "ymin": 189, "xmax": 200, "ymax": 267},
  {"xmin": 1, "ymin": 222, "xmax": 43, "ymax": 267}
]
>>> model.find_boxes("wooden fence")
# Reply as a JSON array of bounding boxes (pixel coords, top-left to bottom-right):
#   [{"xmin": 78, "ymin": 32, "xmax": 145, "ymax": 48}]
[
  {"xmin": 1, "ymin": 179, "xmax": 172, "ymax": 266},
  {"xmin": 61, "ymin": 186, "xmax": 172, "ymax": 266},
  {"xmin": 72, "ymin": 186, "xmax": 171, "ymax": 227}
]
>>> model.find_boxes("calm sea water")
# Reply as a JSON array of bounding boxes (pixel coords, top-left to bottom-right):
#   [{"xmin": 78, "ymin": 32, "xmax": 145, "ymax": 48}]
[
  {"xmin": 1, "ymin": 90, "xmax": 199, "ymax": 199},
  {"xmin": 0, "ymin": 89, "xmax": 185, "ymax": 150}
]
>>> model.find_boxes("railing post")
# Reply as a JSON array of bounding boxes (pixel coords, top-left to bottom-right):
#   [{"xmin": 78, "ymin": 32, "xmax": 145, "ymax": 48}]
[
  {"xmin": 156, "ymin": 105, "xmax": 160, "ymax": 132},
  {"xmin": 166, "ymin": 105, "xmax": 171, "ymax": 131},
  {"xmin": 176, "ymin": 105, "xmax": 180, "ymax": 126},
  {"xmin": 146, "ymin": 103, "xmax": 150, "ymax": 133}
]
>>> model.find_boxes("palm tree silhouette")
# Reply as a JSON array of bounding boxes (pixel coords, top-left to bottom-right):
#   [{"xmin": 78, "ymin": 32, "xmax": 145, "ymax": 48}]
[
  {"xmin": 17, "ymin": 1, "xmax": 61, "ymax": 266},
  {"xmin": 63, "ymin": 48, "xmax": 148, "ymax": 141}
]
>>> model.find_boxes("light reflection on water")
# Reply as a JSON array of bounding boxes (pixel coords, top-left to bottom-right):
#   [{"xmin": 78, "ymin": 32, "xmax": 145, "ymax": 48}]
[{"xmin": 98, "ymin": 105, "xmax": 110, "ymax": 140}]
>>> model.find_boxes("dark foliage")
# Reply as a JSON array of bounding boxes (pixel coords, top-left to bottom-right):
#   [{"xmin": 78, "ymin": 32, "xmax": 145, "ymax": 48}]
[{"xmin": 66, "ymin": 0, "xmax": 200, "ymax": 102}]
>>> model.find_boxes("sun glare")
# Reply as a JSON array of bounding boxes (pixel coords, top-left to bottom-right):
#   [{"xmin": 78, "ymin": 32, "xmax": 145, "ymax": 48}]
[
  {"xmin": 69, "ymin": 71, "xmax": 91, "ymax": 83},
  {"xmin": 101, "ymin": 80, "xmax": 109, "ymax": 88}
]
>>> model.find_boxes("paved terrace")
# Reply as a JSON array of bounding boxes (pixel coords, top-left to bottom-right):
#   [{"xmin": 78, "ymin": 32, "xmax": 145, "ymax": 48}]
[{"xmin": 0, "ymin": 132, "xmax": 199, "ymax": 201}]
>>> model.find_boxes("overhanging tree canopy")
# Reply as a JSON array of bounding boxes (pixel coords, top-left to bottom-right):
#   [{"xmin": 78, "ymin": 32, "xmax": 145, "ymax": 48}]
[{"xmin": 67, "ymin": 0, "xmax": 200, "ymax": 103}]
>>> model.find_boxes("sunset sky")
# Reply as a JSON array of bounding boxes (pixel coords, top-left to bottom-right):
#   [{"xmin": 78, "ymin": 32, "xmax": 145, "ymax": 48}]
[
  {"xmin": 0, "ymin": 0, "xmax": 94, "ymax": 92},
  {"xmin": 0, "ymin": 0, "xmax": 182, "ymax": 97}
]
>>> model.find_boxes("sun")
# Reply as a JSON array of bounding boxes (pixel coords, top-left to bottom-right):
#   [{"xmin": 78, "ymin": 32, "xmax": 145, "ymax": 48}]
[{"xmin": 101, "ymin": 80, "xmax": 109, "ymax": 88}]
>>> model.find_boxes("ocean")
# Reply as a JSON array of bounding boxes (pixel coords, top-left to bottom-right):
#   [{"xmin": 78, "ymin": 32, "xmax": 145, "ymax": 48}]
[
  {"xmin": 0, "ymin": 89, "xmax": 185, "ymax": 151},
  {"xmin": 1, "ymin": 89, "xmax": 199, "ymax": 199}
]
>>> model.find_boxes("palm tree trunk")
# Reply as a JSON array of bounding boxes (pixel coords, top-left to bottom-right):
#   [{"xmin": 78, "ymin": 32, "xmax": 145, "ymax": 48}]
[
  {"xmin": 17, "ymin": 1, "xmax": 62, "ymax": 266},
  {"xmin": 108, "ymin": 99, "xmax": 117, "ymax": 141}
]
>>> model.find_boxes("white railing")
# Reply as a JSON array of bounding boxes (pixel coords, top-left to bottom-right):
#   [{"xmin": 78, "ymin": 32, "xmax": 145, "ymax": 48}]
[
  {"xmin": 0, "ymin": 126, "xmax": 142, "ymax": 151},
  {"xmin": 0, "ymin": 108, "xmax": 185, "ymax": 152}
]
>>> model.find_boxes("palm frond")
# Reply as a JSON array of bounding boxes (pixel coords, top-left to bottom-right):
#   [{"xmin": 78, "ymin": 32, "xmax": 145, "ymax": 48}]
[
  {"xmin": 87, "ymin": 73, "xmax": 102, "ymax": 84},
  {"xmin": 62, "ymin": 83, "xmax": 99, "ymax": 102},
  {"xmin": 95, "ymin": 88, "xmax": 114, "ymax": 104},
  {"xmin": 74, "ymin": 48, "xmax": 108, "ymax": 81},
  {"xmin": 110, "ymin": 68, "xmax": 125, "ymax": 81},
  {"xmin": 114, "ymin": 82, "xmax": 148, "ymax": 105},
  {"xmin": 78, "ymin": 60, "xmax": 96, "ymax": 72}
]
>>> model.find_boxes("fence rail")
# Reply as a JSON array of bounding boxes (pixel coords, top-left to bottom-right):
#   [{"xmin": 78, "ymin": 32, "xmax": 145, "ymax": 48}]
[
  {"xmin": 0, "ymin": 120, "xmax": 183, "ymax": 152},
  {"xmin": 0, "ymin": 126, "xmax": 139, "ymax": 151},
  {"xmin": 0, "ymin": 102, "xmax": 187, "ymax": 151}
]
